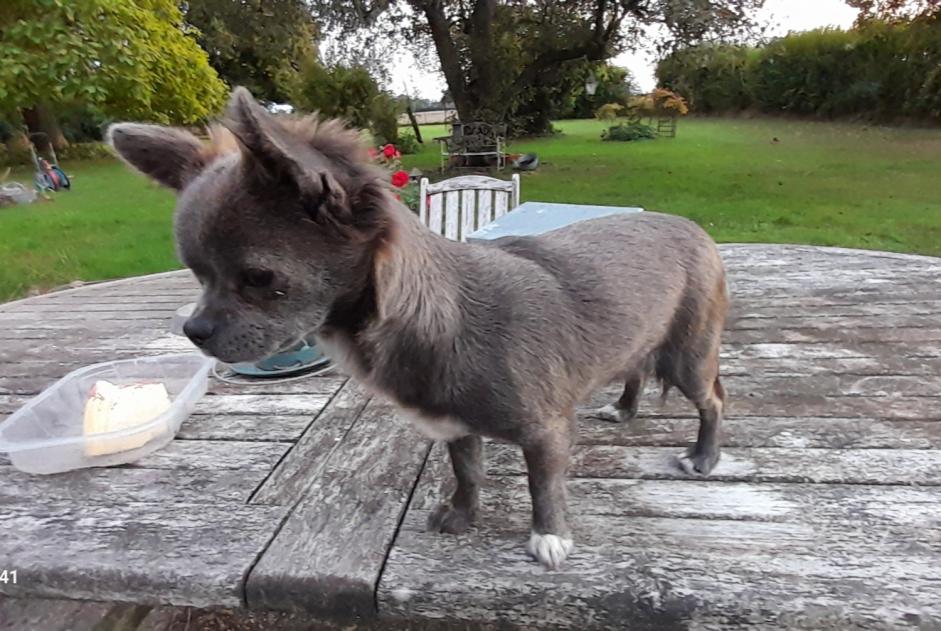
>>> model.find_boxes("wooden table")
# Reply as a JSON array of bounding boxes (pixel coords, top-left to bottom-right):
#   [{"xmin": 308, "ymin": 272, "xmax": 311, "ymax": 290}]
[{"xmin": 2, "ymin": 244, "xmax": 941, "ymax": 630}]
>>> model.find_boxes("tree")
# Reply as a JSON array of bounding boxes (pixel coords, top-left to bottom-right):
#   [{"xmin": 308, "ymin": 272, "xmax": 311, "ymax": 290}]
[
  {"xmin": 183, "ymin": 0, "xmax": 318, "ymax": 104},
  {"xmin": 309, "ymin": 0, "xmax": 765, "ymax": 135},
  {"xmin": 557, "ymin": 64, "xmax": 637, "ymax": 120},
  {"xmin": 849, "ymin": 0, "xmax": 940, "ymax": 23},
  {"xmin": 291, "ymin": 60, "xmax": 401, "ymax": 144},
  {"xmin": 0, "ymin": 0, "xmax": 227, "ymax": 149}
]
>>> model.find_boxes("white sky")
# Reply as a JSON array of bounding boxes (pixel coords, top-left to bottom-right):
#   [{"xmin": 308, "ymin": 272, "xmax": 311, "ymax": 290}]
[{"xmin": 391, "ymin": 0, "xmax": 860, "ymax": 99}]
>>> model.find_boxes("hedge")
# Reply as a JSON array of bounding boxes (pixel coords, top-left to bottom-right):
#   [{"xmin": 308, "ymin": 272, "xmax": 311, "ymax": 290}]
[{"xmin": 656, "ymin": 16, "xmax": 941, "ymax": 122}]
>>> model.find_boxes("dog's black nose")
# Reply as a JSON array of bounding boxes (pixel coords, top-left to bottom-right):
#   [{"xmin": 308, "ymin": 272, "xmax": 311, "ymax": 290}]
[{"xmin": 183, "ymin": 316, "xmax": 216, "ymax": 347}]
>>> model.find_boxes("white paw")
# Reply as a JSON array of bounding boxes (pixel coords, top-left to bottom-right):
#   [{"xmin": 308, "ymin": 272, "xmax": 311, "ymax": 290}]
[
  {"xmin": 526, "ymin": 532, "xmax": 574, "ymax": 570},
  {"xmin": 589, "ymin": 403, "xmax": 632, "ymax": 423}
]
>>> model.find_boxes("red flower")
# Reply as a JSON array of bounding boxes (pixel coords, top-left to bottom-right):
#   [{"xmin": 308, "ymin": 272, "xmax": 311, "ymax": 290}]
[
  {"xmin": 382, "ymin": 144, "xmax": 397, "ymax": 158},
  {"xmin": 394, "ymin": 150, "xmax": 401, "ymax": 159},
  {"xmin": 391, "ymin": 170, "xmax": 410, "ymax": 188}
]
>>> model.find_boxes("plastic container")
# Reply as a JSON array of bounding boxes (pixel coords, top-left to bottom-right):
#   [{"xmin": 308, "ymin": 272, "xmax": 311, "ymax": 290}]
[{"xmin": 0, "ymin": 353, "xmax": 212, "ymax": 475}]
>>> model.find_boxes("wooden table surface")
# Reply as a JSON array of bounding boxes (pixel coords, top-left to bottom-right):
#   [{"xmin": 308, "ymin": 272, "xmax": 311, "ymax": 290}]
[{"xmin": 1, "ymin": 244, "xmax": 940, "ymax": 630}]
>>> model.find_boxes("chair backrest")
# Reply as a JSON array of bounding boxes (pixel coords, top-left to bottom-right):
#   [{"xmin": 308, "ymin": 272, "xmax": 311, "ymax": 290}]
[
  {"xmin": 450, "ymin": 122, "xmax": 506, "ymax": 152},
  {"xmin": 418, "ymin": 174, "xmax": 520, "ymax": 241}
]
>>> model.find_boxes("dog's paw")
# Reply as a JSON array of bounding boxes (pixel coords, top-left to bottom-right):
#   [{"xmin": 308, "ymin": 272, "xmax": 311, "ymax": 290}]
[
  {"xmin": 588, "ymin": 403, "xmax": 635, "ymax": 424},
  {"xmin": 427, "ymin": 503, "xmax": 475, "ymax": 535},
  {"xmin": 676, "ymin": 447, "xmax": 720, "ymax": 476},
  {"xmin": 526, "ymin": 532, "xmax": 574, "ymax": 570}
]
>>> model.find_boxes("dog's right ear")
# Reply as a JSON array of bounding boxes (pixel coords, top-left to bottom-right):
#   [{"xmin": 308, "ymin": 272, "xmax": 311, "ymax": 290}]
[{"xmin": 107, "ymin": 124, "xmax": 207, "ymax": 192}]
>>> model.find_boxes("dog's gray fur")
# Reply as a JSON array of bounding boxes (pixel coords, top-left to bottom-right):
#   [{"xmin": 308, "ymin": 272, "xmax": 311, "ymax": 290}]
[{"xmin": 108, "ymin": 88, "xmax": 729, "ymax": 570}]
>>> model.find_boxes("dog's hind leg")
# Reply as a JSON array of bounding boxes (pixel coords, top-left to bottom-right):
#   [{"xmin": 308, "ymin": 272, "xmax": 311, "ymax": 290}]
[
  {"xmin": 428, "ymin": 434, "xmax": 484, "ymax": 534},
  {"xmin": 523, "ymin": 416, "xmax": 574, "ymax": 569},
  {"xmin": 674, "ymin": 348, "xmax": 725, "ymax": 476},
  {"xmin": 591, "ymin": 372, "xmax": 645, "ymax": 423}
]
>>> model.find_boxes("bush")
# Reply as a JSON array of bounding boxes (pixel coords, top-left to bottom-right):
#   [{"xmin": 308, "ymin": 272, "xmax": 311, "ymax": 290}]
[
  {"xmin": 0, "ymin": 141, "xmax": 113, "ymax": 166},
  {"xmin": 0, "ymin": 144, "xmax": 31, "ymax": 167},
  {"xmin": 655, "ymin": 16, "xmax": 941, "ymax": 122},
  {"xmin": 369, "ymin": 92, "xmax": 400, "ymax": 146},
  {"xmin": 395, "ymin": 131, "xmax": 421, "ymax": 155},
  {"xmin": 595, "ymin": 103, "xmax": 624, "ymax": 122},
  {"xmin": 57, "ymin": 142, "xmax": 113, "ymax": 162},
  {"xmin": 601, "ymin": 122, "xmax": 656, "ymax": 142},
  {"xmin": 657, "ymin": 44, "xmax": 755, "ymax": 113},
  {"xmin": 291, "ymin": 60, "xmax": 401, "ymax": 144}
]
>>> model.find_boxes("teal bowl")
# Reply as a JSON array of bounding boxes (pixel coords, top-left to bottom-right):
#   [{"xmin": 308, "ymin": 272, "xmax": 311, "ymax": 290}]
[{"xmin": 230, "ymin": 339, "xmax": 330, "ymax": 378}]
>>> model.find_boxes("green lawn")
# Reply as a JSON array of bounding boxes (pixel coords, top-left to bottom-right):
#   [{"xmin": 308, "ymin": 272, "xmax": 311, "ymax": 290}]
[
  {"xmin": 0, "ymin": 160, "xmax": 177, "ymax": 301},
  {"xmin": 2, "ymin": 117, "xmax": 940, "ymax": 302},
  {"xmin": 405, "ymin": 118, "xmax": 941, "ymax": 252}
]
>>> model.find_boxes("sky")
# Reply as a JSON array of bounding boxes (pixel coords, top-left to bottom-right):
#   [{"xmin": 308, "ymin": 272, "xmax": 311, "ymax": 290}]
[{"xmin": 391, "ymin": 0, "xmax": 860, "ymax": 99}]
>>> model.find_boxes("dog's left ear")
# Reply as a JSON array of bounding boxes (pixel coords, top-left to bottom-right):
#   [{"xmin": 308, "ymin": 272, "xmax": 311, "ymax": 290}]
[
  {"xmin": 107, "ymin": 124, "xmax": 207, "ymax": 191},
  {"xmin": 223, "ymin": 87, "xmax": 350, "ymax": 225}
]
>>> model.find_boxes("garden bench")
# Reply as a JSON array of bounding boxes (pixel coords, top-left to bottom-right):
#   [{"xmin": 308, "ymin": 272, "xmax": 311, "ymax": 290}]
[{"xmin": 436, "ymin": 122, "xmax": 507, "ymax": 171}]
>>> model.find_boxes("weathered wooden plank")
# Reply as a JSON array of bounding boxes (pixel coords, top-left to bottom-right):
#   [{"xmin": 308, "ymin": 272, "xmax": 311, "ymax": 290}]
[
  {"xmin": 0, "ymin": 465, "xmax": 271, "ymax": 504},
  {"xmin": 0, "ymin": 323, "xmax": 173, "ymax": 341},
  {"xmin": 177, "ymin": 414, "xmax": 315, "ymax": 442},
  {"xmin": 725, "ymin": 326, "xmax": 941, "ymax": 344},
  {"xmin": 474, "ymin": 476, "xmax": 941, "ymax": 528},
  {"xmin": 0, "ymin": 391, "xmax": 331, "ymax": 415},
  {"xmin": 583, "ymin": 388, "xmax": 941, "ymax": 421},
  {"xmin": 721, "ymin": 340, "xmax": 941, "ymax": 360},
  {"xmin": 207, "ymin": 375, "xmax": 346, "ymax": 396},
  {"xmin": 730, "ymin": 300, "xmax": 941, "ymax": 319},
  {"xmin": 0, "ymin": 499, "xmax": 287, "ymax": 608},
  {"xmin": 129, "ymin": 439, "xmax": 290, "ymax": 472},
  {"xmin": 0, "ymin": 597, "xmax": 117, "ymax": 631},
  {"xmin": 251, "ymin": 380, "xmax": 371, "ymax": 505},
  {"xmin": 24, "ymin": 294, "xmax": 195, "ymax": 305},
  {"xmin": 246, "ymin": 400, "xmax": 431, "ymax": 616},
  {"xmin": 576, "ymin": 415, "xmax": 941, "ymax": 449},
  {"xmin": 194, "ymin": 393, "xmax": 333, "ymax": 417},
  {"xmin": 485, "ymin": 443, "xmax": 941, "ymax": 485},
  {"xmin": 3, "ymin": 302, "xmax": 181, "ymax": 314},
  {"xmin": 719, "ymin": 355, "xmax": 941, "ymax": 377},
  {"xmin": 728, "ymin": 313, "xmax": 941, "ymax": 332},
  {"xmin": 379, "ymin": 457, "xmax": 941, "ymax": 629},
  {"xmin": 428, "ymin": 192, "xmax": 443, "ymax": 235},
  {"xmin": 700, "ymin": 373, "xmax": 941, "ymax": 397},
  {"xmin": 0, "ymin": 341, "xmax": 184, "ymax": 364}
]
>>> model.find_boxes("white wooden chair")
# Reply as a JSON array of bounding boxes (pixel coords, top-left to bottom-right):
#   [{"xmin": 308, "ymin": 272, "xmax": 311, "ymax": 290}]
[{"xmin": 418, "ymin": 174, "xmax": 521, "ymax": 241}]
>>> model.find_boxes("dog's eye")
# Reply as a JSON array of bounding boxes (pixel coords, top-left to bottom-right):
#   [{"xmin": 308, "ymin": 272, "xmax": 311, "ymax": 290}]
[{"xmin": 241, "ymin": 268, "xmax": 274, "ymax": 289}]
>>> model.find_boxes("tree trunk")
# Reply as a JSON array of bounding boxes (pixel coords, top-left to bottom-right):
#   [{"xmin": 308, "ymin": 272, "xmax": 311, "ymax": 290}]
[
  {"xmin": 405, "ymin": 102, "xmax": 423, "ymax": 143},
  {"xmin": 417, "ymin": 2, "xmax": 473, "ymax": 122},
  {"xmin": 22, "ymin": 103, "xmax": 68, "ymax": 152}
]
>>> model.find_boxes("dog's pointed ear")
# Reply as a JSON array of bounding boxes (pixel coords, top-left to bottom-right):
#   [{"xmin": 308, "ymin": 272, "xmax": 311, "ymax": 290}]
[
  {"xmin": 223, "ymin": 87, "xmax": 351, "ymax": 224},
  {"xmin": 107, "ymin": 124, "xmax": 206, "ymax": 191},
  {"xmin": 223, "ymin": 87, "xmax": 304, "ymax": 178}
]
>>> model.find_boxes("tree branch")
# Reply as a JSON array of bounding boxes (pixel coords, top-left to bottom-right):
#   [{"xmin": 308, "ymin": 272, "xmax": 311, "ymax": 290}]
[{"xmin": 517, "ymin": 0, "xmax": 627, "ymax": 87}]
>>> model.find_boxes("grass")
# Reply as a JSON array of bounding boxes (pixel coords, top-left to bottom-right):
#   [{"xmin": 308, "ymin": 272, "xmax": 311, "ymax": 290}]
[
  {"xmin": 1, "ymin": 117, "xmax": 939, "ymax": 302},
  {"xmin": 404, "ymin": 118, "xmax": 941, "ymax": 253},
  {"xmin": 0, "ymin": 160, "xmax": 178, "ymax": 301}
]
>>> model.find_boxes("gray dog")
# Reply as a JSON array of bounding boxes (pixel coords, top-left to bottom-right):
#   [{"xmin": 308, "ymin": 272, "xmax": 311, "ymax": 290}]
[{"xmin": 109, "ymin": 88, "xmax": 729, "ymax": 569}]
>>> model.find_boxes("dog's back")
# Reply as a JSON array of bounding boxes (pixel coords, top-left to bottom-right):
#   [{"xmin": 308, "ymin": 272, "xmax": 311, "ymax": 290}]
[{"xmin": 481, "ymin": 211, "xmax": 728, "ymax": 406}]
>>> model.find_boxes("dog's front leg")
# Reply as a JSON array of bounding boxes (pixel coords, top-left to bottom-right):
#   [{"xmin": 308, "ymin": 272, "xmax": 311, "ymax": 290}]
[
  {"xmin": 523, "ymin": 427, "xmax": 574, "ymax": 570},
  {"xmin": 427, "ymin": 434, "xmax": 483, "ymax": 534}
]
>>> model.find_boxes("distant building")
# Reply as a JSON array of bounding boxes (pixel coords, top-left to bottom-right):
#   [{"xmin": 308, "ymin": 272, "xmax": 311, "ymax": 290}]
[{"xmin": 398, "ymin": 109, "xmax": 459, "ymax": 126}]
